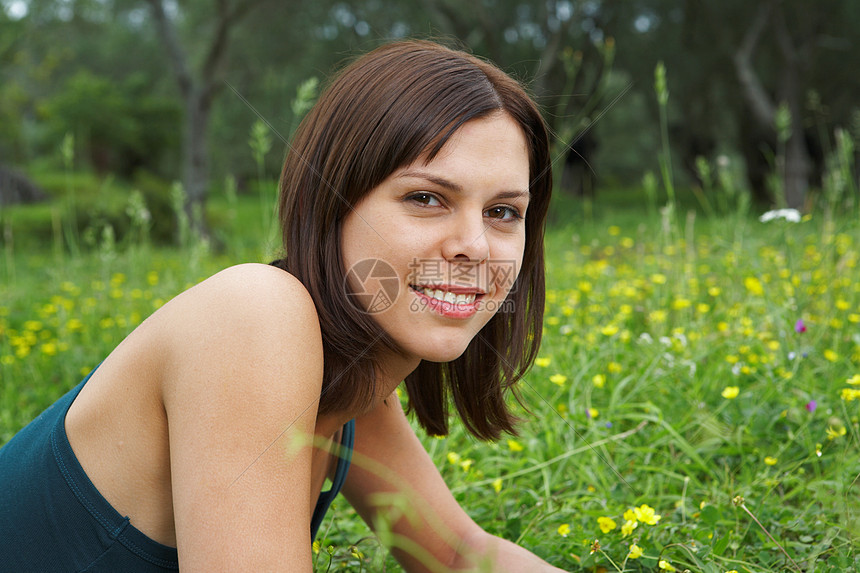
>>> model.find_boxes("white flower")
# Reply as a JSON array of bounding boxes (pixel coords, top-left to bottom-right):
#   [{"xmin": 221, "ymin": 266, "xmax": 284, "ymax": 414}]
[{"xmin": 759, "ymin": 209, "xmax": 801, "ymax": 223}]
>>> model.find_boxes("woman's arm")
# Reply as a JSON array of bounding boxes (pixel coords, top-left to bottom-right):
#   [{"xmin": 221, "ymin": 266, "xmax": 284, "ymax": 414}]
[
  {"xmin": 159, "ymin": 264, "xmax": 325, "ymax": 571},
  {"xmin": 341, "ymin": 391, "xmax": 566, "ymax": 572}
]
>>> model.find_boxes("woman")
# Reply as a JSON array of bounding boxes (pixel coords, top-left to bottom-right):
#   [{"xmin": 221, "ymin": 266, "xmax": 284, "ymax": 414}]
[{"xmin": 0, "ymin": 40, "xmax": 563, "ymax": 571}]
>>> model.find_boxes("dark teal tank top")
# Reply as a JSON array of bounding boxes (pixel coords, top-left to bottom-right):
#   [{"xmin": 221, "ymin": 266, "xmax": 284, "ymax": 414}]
[{"xmin": 0, "ymin": 367, "xmax": 353, "ymax": 571}]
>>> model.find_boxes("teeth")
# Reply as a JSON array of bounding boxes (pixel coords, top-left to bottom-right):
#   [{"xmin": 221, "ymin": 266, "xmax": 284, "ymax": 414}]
[{"xmin": 416, "ymin": 286, "xmax": 476, "ymax": 305}]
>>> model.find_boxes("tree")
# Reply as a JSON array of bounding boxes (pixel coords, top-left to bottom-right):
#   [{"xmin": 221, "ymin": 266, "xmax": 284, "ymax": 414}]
[
  {"xmin": 145, "ymin": 0, "xmax": 270, "ymax": 236},
  {"xmin": 733, "ymin": 0, "xmax": 810, "ymax": 208}
]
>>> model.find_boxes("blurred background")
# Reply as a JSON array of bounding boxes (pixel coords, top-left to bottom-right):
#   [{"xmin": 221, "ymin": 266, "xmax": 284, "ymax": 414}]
[{"xmin": 1, "ymin": 0, "xmax": 859, "ymax": 244}]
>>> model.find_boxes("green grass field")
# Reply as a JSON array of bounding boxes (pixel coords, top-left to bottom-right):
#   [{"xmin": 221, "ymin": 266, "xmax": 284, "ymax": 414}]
[{"xmin": 1, "ymin": 186, "xmax": 858, "ymax": 572}]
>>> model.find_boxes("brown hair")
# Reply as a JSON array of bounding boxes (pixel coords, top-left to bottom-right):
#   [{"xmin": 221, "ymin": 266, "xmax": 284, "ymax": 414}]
[{"xmin": 275, "ymin": 40, "xmax": 551, "ymax": 440}]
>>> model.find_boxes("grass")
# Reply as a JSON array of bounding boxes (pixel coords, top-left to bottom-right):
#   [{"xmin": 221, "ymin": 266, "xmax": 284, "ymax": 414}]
[
  {"xmin": 0, "ymin": 184, "xmax": 860, "ymax": 572},
  {"xmin": 1, "ymin": 180, "xmax": 858, "ymax": 571}
]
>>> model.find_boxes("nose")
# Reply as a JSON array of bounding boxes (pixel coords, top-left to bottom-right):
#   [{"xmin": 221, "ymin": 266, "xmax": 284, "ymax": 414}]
[{"xmin": 441, "ymin": 211, "xmax": 490, "ymax": 263}]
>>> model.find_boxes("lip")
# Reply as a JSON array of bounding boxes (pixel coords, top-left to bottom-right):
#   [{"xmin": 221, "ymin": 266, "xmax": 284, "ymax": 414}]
[{"xmin": 409, "ymin": 285, "xmax": 483, "ymax": 319}]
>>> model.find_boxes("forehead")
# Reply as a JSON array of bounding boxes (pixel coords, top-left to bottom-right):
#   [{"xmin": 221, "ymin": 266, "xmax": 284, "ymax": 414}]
[{"xmin": 413, "ymin": 112, "xmax": 530, "ymax": 188}]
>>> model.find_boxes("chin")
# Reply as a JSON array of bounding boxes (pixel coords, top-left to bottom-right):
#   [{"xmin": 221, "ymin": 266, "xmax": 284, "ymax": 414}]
[{"xmin": 406, "ymin": 339, "xmax": 472, "ymax": 364}]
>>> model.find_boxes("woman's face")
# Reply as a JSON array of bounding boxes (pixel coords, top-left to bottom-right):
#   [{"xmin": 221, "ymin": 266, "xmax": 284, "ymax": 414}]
[{"xmin": 341, "ymin": 112, "xmax": 530, "ymax": 365}]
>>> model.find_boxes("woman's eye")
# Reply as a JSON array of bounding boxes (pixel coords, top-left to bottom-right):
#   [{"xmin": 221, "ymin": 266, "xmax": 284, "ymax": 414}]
[
  {"xmin": 485, "ymin": 205, "xmax": 523, "ymax": 221},
  {"xmin": 408, "ymin": 193, "xmax": 441, "ymax": 206}
]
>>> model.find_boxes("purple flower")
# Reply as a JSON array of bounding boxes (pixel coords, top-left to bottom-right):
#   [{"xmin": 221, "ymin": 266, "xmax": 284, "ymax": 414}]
[
  {"xmin": 805, "ymin": 400, "xmax": 817, "ymax": 413},
  {"xmin": 795, "ymin": 319, "xmax": 806, "ymax": 333}
]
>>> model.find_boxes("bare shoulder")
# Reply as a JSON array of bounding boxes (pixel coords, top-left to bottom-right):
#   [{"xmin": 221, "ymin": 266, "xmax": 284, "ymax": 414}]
[
  {"xmin": 157, "ymin": 263, "xmax": 321, "ymax": 359},
  {"xmin": 181, "ymin": 262, "xmax": 317, "ymax": 318},
  {"xmin": 155, "ymin": 264, "xmax": 325, "ymax": 567}
]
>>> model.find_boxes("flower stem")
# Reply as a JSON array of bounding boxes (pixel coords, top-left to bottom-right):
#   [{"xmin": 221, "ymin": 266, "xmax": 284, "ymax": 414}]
[{"xmin": 733, "ymin": 496, "xmax": 802, "ymax": 572}]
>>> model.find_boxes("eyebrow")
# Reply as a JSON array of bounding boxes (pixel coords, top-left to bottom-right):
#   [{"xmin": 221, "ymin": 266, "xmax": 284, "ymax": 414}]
[{"xmin": 397, "ymin": 170, "xmax": 531, "ymax": 200}]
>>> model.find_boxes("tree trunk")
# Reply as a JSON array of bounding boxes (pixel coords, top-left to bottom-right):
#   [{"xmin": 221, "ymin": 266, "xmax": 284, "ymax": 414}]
[
  {"xmin": 783, "ymin": 127, "xmax": 809, "ymax": 209},
  {"xmin": 775, "ymin": 5, "xmax": 810, "ymax": 209},
  {"xmin": 183, "ymin": 89, "xmax": 212, "ymax": 237},
  {"xmin": 734, "ymin": 0, "xmax": 811, "ymax": 208},
  {"xmin": 147, "ymin": 0, "xmax": 265, "ymax": 240}
]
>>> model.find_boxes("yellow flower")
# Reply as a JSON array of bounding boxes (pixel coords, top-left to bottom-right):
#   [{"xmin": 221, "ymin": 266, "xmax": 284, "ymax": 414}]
[
  {"xmin": 535, "ymin": 357, "xmax": 551, "ymax": 367},
  {"xmin": 608, "ymin": 362, "xmax": 622, "ymax": 374},
  {"xmin": 633, "ymin": 504, "xmax": 661, "ymax": 525},
  {"xmin": 628, "ymin": 543, "xmax": 643, "ymax": 559},
  {"xmin": 447, "ymin": 452, "xmax": 461, "ymax": 464},
  {"xmin": 601, "ymin": 324, "xmax": 619, "ymax": 336},
  {"xmin": 597, "ymin": 516, "xmax": 616, "ymax": 533},
  {"xmin": 623, "ymin": 508, "xmax": 637, "ymax": 522},
  {"xmin": 721, "ymin": 386, "xmax": 740, "ymax": 399},
  {"xmin": 550, "ymin": 374, "xmax": 567, "ymax": 386},
  {"xmin": 672, "ymin": 297, "xmax": 691, "ymax": 310},
  {"xmin": 764, "ymin": 456, "xmax": 778, "ymax": 466},
  {"xmin": 826, "ymin": 425, "xmax": 846, "ymax": 440},
  {"xmin": 608, "ymin": 225, "xmax": 621, "ymax": 236},
  {"xmin": 744, "ymin": 276, "xmax": 764, "ymax": 295},
  {"xmin": 592, "ymin": 374, "xmax": 606, "ymax": 388},
  {"xmin": 507, "ymin": 439, "xmax": 524, "ymax": 452},
  {"xmin": 824, "ymin": 349, "xmax": 838, "ymax": 362},
  {"xmin": 587, "ymin": 408, "xmax": 599, "ymax": 419},
  {"xmin": 492, "ymin": 478, "xmax": 502, "ymax": 493},
  {"xmin": 842, "ymin": 388, "xmax": 860, "ymax": 402},
  {"xmin": 557, "ymin": 523, "xmax": 570, "ymax": 537},
  {"xmin": 846, "ymin": 374, "xmax": 860, "ymax": 386},
  {"xmin": 658, "ymin": 559, "xmax": 676, "ymax": 572},
  {"xmin": 651, "ymin": 273, "xmax": 667, "ymax": 285},
  {"xmin": 649, "ymin": 310, "xmax": 667, "ymax": 323},
  {"xmin": 621, "ymin": 519, "xmax": 638, "ymax": 537}
]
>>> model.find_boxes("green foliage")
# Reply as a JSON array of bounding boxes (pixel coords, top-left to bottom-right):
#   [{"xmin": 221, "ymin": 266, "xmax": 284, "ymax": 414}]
[
  {"xmin": 35, "ymin": 70, "xmax": 180, "ymax": 176},
  {"xmin": 0, "ymin": 169, "xmax": 177, "ymax": 249},
  {"xmin": 2, "ymin": 186, "xmax": 859, "ymax": 570}
]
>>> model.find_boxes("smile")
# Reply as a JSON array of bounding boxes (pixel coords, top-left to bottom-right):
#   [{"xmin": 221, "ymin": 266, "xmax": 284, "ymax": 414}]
[
  {"xmin": 409, "ymin": 285, "xmax": 482, "ymax": 304},
  {"xmin": 408, "ymin": 284, "xmax": 486, "ymax": 318}
]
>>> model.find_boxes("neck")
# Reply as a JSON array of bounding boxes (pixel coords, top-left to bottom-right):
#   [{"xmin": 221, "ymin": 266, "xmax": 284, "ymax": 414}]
[{"xmin": 315, "ymin": 350, "xmax": 420, "ymax": 436}]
